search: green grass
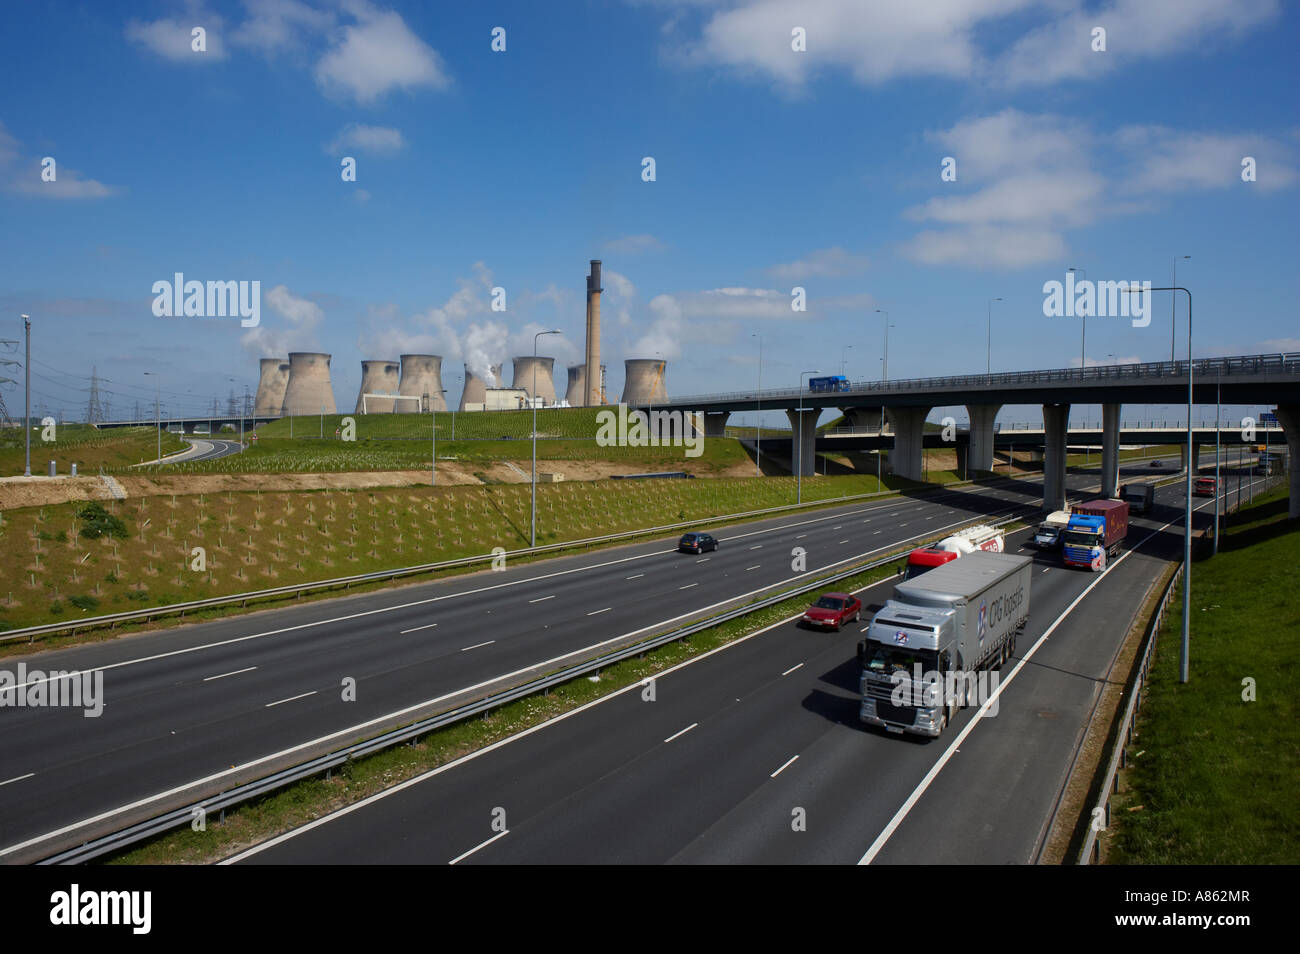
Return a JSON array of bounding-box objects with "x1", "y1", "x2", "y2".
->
[
  {"x1": 0, "y1": 424, "x2": 187, "y2": 475},
  {"x1": 1106, "y1": 484, "x2": 1298, "y2": 864}
]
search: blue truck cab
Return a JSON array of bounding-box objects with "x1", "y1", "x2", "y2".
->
[{"x1": 1061, "y1": 499, "x2": 1129, "y2": 571}]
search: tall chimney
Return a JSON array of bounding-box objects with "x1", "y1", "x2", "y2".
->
[{"x1": 584, "y1": 260, "x2": 603, "y2": 406}]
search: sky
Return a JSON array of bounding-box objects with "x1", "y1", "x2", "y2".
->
[{"x1": 1, "y1": 0, "x2": 1296, "y2": 428}]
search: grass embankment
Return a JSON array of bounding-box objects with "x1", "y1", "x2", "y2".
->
[
  {"x1": 0, "y1": 471, "x2": 939, "y2": 637},
  {"x1": 1106, "y1": 485, "x2": 1298, "y2": 864},
  {"x1": 110, "y1": 554, "x2": 907, "y2": 864},
  {"x1": 0, "y1": 425, "x2": 186, "y2": 475}
]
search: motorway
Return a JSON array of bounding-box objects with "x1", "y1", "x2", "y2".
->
[
  {"x1": 0, "y1": 453, "x2": 1230, "y2": 859},
  {"x1": 227, "y1": 463, "x2": 1260, "y2": 865}
]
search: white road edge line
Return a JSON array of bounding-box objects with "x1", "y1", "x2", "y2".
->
[
  {"x1": 203, "y1": 667, "x2": 257, "y2": 682},
  {"x1": 448, "y1": 829, "x2": 509, "y2": 865}
]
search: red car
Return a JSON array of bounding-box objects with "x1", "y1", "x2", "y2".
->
[{"x1": 802, "y1": 592, "x2": 863, "y2": 631}]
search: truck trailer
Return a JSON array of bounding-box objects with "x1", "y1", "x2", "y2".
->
[
  {"x1": 903, "y1": 524, "x2": 1005, "y2": 580},
  {"x1": 858, "y1": 551, "x2": 1032, "y2": 738},
  {"x1": 1062, "y1": 499, "x2": 1129, "y2": 571}
]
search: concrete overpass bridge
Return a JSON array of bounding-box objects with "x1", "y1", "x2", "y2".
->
[
  {"x1": 645, "y1": 352, "x2": 1300, "y2": 515},
  {"x1": 95, "y1": 416, "x2": 278, "y2": 434}
]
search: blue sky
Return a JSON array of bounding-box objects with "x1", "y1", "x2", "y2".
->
[{"x1": 1, "y1": 0, "x2": 1296, "y2": 426}]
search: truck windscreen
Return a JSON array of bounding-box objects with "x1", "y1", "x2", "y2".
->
[
  {"x1": 1062, "y1": 528, "x2": 1100, "y2": 547},
  {"x1": 864, "y1": 644, "x2": 937, "y2": 675}
]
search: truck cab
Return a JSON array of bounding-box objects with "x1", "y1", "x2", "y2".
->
[
  {"x1": 859, "y1": 603, "x2": 952, "y2": 736},
  {"x1": 1062, "y1": 499, "x2": 1128, "y2": 571}
]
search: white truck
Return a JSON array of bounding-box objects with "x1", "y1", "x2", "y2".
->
[
  {"x1": 1030, "y1": 508, "x2": 1072, "y2": 550},
  {"x1": 858, "y1": 551, "x2": 1032, "y2": 738},
  {"x1": 1121, "y1": 483, "x2": 1155, "y2": 514}
]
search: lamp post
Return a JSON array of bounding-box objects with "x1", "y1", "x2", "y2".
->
[
  {"x1": 1213, "y1": 369, "x2": 1220, "y2": 554},
  {"x1": 21, "y1": 314, "x2": 32, "y2": 476},
  {"x1": 986, "y1": 297, "x2": 1002, "y2": 378},
  {"x1": 143, "y1": 371, "x2": 160, "y2": 464},
  {"x1": 531, "y1": 330, "x2": 561, "y2": 547},
  {"x1": 876, "y1": 309, "x2": 890, "y2": 382},
  {"x1": 1067, "y1": 267, "x2": 1087, "y2": 369},
  {"x1": 752, "y1": 333, "x2": 763, "y2": 477},
  {"x1": 876, "y1": 309, "x2": 893, "y2": 489},
  {"x1": 840, "y1": 344, "x2": 853, "y2": 378},
  {"x1": 431, "y1": 388, "x2": 447, "y2": 486},
  {"x1": 1172, "y1": 255, "x2": 1190, "y2": 361},
  {"x1": 1128, "y1": 284, "x2": 1193, "y2": 683},
  {"x1": 797, "y1": 369, "x2": 821, "y2": 505}
]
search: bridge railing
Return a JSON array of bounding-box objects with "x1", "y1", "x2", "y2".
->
[{"x1": 657, "y1": 352, "x2": 1300, "y2": 407}]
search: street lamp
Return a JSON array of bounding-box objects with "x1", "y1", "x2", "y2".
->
[
  {"x1": 21, "y1": 314, "x2": 32, "y2": 476},
  {"x1": 143, "y1": 371, "x2": 161, "y2": 464},
  {"x1": 1067, "y1": 266, "x2": 1087, "y2": 370},
  {"x1": 752, "y1": 333, "x2": 763, "y2": 477},
  {"x1": 531, "y1": 330, "x2": 562, "y2": 547},
  {"x1": 986, "y1": 297, "x2": 1002, "y2": 378},
  {"x1": 1127, "y1": 284, "x2": 1194, "y2": 683},
  {"x1": 431, "y1": 388, "x2": 447, "y2": 486},
  {"x1": 797, "y1": 369, "x2": 821, "y2": 505},
  {"x1": 875, "y1": 309, "x2": 891, "y2": 382},
  {"x1": 840, "y1": 344, "x2": 853, "y2": 377},
  {"x1": 875, "y1": 309, "x2": 893, "y2": 489},
  {"x1": 1172, "y1": 255, "x2": 1190, "y2": 361}
]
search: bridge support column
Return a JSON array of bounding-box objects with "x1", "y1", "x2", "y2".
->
[
  {"x1": 1272, "y1": 405, "x2": 1300, "y2": 519},
  {"x1": 965, "y1": 403, "x2": 1001, "y2": 474},
  {"x1": 1180, "y1": 441, "x2": 1203, "y2": 474},
  {"x1": 840, "y1": 407, "x2": 882, "y2": 431},
  {"x1": 702, "y1": 411, "x2": 730, "y2": 438},
  {"x1": 885, "y1": 406, "x2": 930, "y2": 482},
  {"x1": 1043, "y1": 403, "x2": 1070, "y2": 512},
  {"x1": 1101, "y1": 403, "x2": 1121, "y2": 498},
  {"x1": 785, "y1": 408, "x2": 820, "y2": 477},
  {"x1": 182, "y1": 421, "x2": 197, "y2": 434}
]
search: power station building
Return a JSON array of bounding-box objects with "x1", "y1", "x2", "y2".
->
[
  {"x1": 280, "y1": 352, "x2": 337, "y2": 416},
  {"x1": 254, "y1": 358, "x2": 290, "y2": 418}
]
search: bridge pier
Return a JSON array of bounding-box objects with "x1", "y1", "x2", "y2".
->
[
  {"x1": 885, "y1": 406, "x2": 930, "y2": 482},
  {"x1": 965, "y1": 403, "x2": 1001, "y2": 474},
  {"x1": 786, "y1": 408, "x2": 821, "y2": 477},
  {"x1": 841, "y1": 406, "x2": 883, "y2": 431},
  {"x1": 1179, "y1": 441, "x2": 1203, "y2": 474},
  {"x1": 182, "y1": 421, "x2": 198, "y2": 434},
  {"x1": 1272, "y1": 405, "x2": 1300, "y2": 519},
  {"x1": 1043, "y1": 403, "x2": 1070, "y2": 512},
  {"x1": 702, "y1": 411, "x2": 730, "y2": 438},
  {"x1": 1101, "y1": 403, "x2": 1121, "y2": 498}
]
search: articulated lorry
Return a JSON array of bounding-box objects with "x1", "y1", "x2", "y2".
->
[
  {"x1": 858, "y1": 551, "x2": 1032, "y2": 738},
  {"x1": 1062, "y1": 499, "x2": 1129, "y2": 571},
  {"x1": 1121, "y1": 482, "x2": 1155, "y2": 514},
  {"x1": 903, "y1": 524, "x2": 1004, "y2": 580}
]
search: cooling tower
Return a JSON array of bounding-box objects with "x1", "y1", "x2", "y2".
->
[
  {"x1": 254, "y1": 358, "x2": 290, "y2": 417},
  {"x1": 459, "y1": 363, "x2": 504, "y2": 411},
  {"x1": 280, "y1": 352, "x2": 337, "y2": 416},
  {"x1": 565, "y1": 364, "x2": 606, "y2": 407},
  {"x1": 621, "y1": 358, "x2": 668, "y2": 406},
  {"x1": 396, "y1": 354, "x2": 448, "y2": 413},
  {"x1": 513, "y1": 356, "x2": 557, "y2": 406},
  {"x1": 354, "y1": 360, "x2": 401, "y2": 414},
  {"x1": 583, "y1": 260, "x2": 603, "y2": 406}
]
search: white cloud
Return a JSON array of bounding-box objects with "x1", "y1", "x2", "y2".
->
[
  {"x1": 903, "y1": 225, "x2": 1068, "y2": 268},
  {"x1": 126, "y1": 5, "x2": 228, "y2": 62},
  {"x1": 314, "y1": 6, "x2": 450, "y2": 103},
  {"x1": 240, "y1": 284, "x2": 324, "y2": 355},
  {"x1": 231, "y1": 0, "x2": 335, "y2": 54},
  {"x1": 768, "y1": 246, "x2": 870, "y2": 279},
  {"x1": 601, "y1": 234, "x2": 666, "y2": 255},
  {"x1": 1117, "y1": 126, "x2": 1297, "y2": 193},
  {"x1": 326, "y1": 123, "x2": 406, "y2": 155},
  {"x1": 0, "y1": 122, "x2": 122, "y2": 200}
]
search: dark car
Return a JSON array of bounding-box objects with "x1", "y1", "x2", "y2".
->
[
  {"x1": 802, "y1": 592, "x2": 863, "y2": 631},
  {"x1": 1150, "y1": 459, "x2": 1163, "y2": 468},
  {"x1": 679, "y1": 532, "x2": 718, "y2": 553}
]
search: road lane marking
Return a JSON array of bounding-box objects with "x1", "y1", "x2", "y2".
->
[
  {"x1": 265, "y1": 691, "x2": 317, "y2": 708},
  {"x1": 770, "y1": 755, "x2": 799, "y2": 778},
  {"x1": 839, "y1": 539, "x2": 849, "y2": 544},
  {"x1": 750, "y1": 545, "x2": 763, "y2": 550},
  {"x1": 679, "y1": 583, "x2": 698, "y2": 590},
  {"x1": 746, "y1": 565, "x2": 761, "y2": 571},
  {"x1": 203, "y1": 667, "x2": 257, "y2": 682},
  {"x1": 448, "y1": 829, "x2": 509, "y2": 865},
  {"x1": 0, "y1": 774, "x2": 35, "y2": 788},
  {"x1": 626, "y1": 573, "x2": 644, "y2": 580},
  {"x1": 528, "y1": 595, "x2": 555, "y2": 603},
  {"x1": 781, "y1": 663, "x2": 804, "y2": 676},
  {"x1": 399, "y1": 623, "x2": 439, "y2": 634},
  {"x1": 664, "y1": 723, "x2": 698, "y2": 743},
  {"x1": 796, "y1": 534, "x2": 807, "y2": 539},
  {"x1": 587, "y1": 608, "x2": 611, "y2": 616},
  {"x1": 460, "y1": 640, "x2": 496, "y2": 652}
]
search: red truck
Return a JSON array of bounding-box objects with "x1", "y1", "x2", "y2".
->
[{"x1": 1062, "y1": 499, "x2": 1129, "y2": 571}]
